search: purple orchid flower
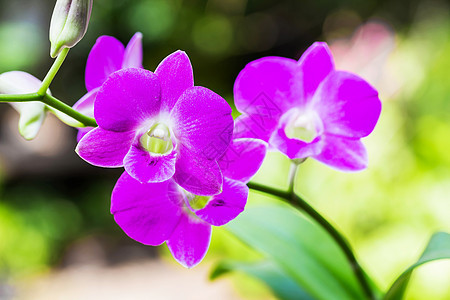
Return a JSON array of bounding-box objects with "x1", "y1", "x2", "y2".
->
[
  {"x1": 234, "y1": 42, "x2": 382, "y2": 171},
  {"x1": 111, "y1": 129, "x2": 267, "y2": 268},
  {"x1": 76, "y1": 50, "x2": 234, "y2": 196},
  {"x1": 73, "y1": 32, "x2": 143, "y2": 141}
]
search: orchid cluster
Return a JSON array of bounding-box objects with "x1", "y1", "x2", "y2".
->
[
  {"x1": 0, "y1": 1, "x2": 399, "y2": 298},
  {"x1": 75, "y1": 35, "x2": 268, "y2": 267},
  {"x1": 0, "y1": 34, "x2": 380, "y2": 267}
]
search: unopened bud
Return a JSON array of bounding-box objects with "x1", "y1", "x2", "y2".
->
[
  {"x1": 49, "y1": 0, "x2": 93, "y2": 58},
  {"x1": 0, "y1": 71, "x2": 47, "y2": 140}
]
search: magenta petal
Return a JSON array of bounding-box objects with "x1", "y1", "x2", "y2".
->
[
  {"x1": 297, "y1": 42, "x2": 335, "y2": 101},
  {"x1": 233, "y1": 114, "x2": 278, "y2": 142},
  {"x1": 313, "y1": 71, "x2": 381, "y2": 138},
  {"x1": 166, "y1": 213, "x2": 211, "y2": 268},
  {"x1": 76, "y1": 127, "x2": 135, "y2": 167},
  {"x1": 269, "y1": 126, "x2": 324, "y2": 160},
  {"x1": 73, "y1": 88, "x2": 99, "y2": 118},
  {"x1": 122, "y1": 32, "x2": 143, "y2": 69},
  {"x1": 173, "y1": 146, "x2": 223, "y2": 196},
  {"x1": 76, "y1": 126, "x2": 94, "y2": 142},
  {"x1": 196, "y1": 178, "x2": 248, "y2": 226},
  {"x1": 171, "y1": 86, "x2": 233, "y2": 159},
  {"x1": 234, "y1": 56, "x2": 300, "y2": 118},
  {"x1": 95, "y1": 68, "x2": 161, "y2": 132},
  {"x1": 124, "y1": 143, "x2": 176, "y2": 183},
  {"x1": 85, "y1": 36, "x2": 124, "y2": 91},
  {"x1": 313, "y1": 135, "x2": 368, "y2": 171},
  {"x1": 111, "y1": 172, "x2": 181, "y2": 246},
  {"x1": 155, "y1": 50, "x2": 194, "y2": 112},
  {"x1": 219, "y1": 138, "x2": 267, "y2": 183},
  {"x1": 73, "y1": 88, "x2": 98, "y2": 142}
]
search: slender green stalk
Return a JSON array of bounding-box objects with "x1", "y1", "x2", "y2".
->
[
  {"x1": 38, "y1": 47, "x2": 70, "y2": 96},
  {"x1": 42, "y1": 94, "x2": 97, "y2": 127},
  {"x1": 247, "y1": 181, "x2": 376, "y2": 300},
  {"x1": 287, "y1": 163, "x2": 297, "y2": 194},
  {"x1": 0, "y1": 93, "x2": 42, "y2": 102},
  {"x1": 0, "y1": 92, "x2": 96, "y2": 127},
  {"x1": 0, "y1": 47, "x2": 96, "y2": 127}
]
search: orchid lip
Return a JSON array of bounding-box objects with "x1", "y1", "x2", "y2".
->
[
  {"x1": 283, "y1": 108, "x2": 323, "y2": 143},
  {"x1": 140, "y1": 122, "x2": 174, "y2": 155}
]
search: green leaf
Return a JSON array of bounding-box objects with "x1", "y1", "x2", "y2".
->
[
  {"x1": 225, "y1": 203, "x2": 368, "y2": 300},
  {"x1": 383, "y1": 232, "x2": 450, "y2": 300},
  {"x1": 211, "y1": 260, "x2": 314, "y2": 300}
]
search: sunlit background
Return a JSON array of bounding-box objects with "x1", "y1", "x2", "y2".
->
[{"x1": 0, "y1": 0, "x2": 449, "y2": 299}]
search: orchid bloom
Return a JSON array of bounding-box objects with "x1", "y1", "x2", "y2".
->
[
  {"x1": 73, "y1": 32, "x2": 143, "y2": 140},
  {"x1": 111, "y1": 128, "x2": 267, "y2": 267},
  {"x1": 234, "y1": 42, "x2": 382, "y2": 171},
  {"x1": 76, "y1": 51, "x2": 234, "y2": 196}
]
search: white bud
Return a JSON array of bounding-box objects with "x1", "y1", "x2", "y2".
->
[{"x1": 49, "y1": 0, "x2": 93, "y2": 58}]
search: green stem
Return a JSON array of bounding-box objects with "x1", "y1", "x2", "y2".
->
[
  {"x1": 247, "y1": 181, "x2": 376, "y2": 300},
  {"x1": 37, "y1": 47, "x2": 69, "y2": 96},
  {"x1": 0, "y1": 48, "x2": 96, "y2": 127},
  {"x1": 0, "y1": 92, "x2": 97, "y2": 127},
  {"x1": 42, "y1": 94, "x2": 97, "y2": 127},
  {"x1": 287, "y1": 163, "x2": 297, "y2": 194},
  {"x1": 0, "y1": 93, "x2": 43, "y2": 102}
]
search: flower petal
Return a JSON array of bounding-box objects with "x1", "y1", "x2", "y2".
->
[
  {"x1": 312, "y1": 135, "x2": 368, "y2": 171},
  {"x1": 313, "y1": 71, "x2": 381, "y2": 138},
  {"x1": 166, "y1": 213, "x2": 211, "y2": 268},
  {"x1": 16, "y1": 103, "x2": 46, "y2": 140},
  {"x1": 76, "y1": 126, "x2": 93, "y2": 142},
  {"x1": 234, "y1": 56, "x2": 300, "y2": 119},
  {"x1": 269, "y1": 126, "x2": 323, "y2": 160},
  {"x1": 171, "y1": 86, "x2": 233, "y2": 160},
  {"x1": 123, "y1": 143, "x2": 177, "y2": 183},
  {"x1": 122, "y1": 32, "x2": 143, "y2": 69},
  {"x1": 219, "y1": 138, "x2": 267, "y2": 183},
  {"x1": 297, "y1": 42, "x2": 335, "y2": 101},
  {"x1": 73, "y1": 88, "x2": 98, "y2": 140},
  {"x1": 232, "y1": 114, "x2": 278, "y2": 142},
  {"x1": 0, "y1": 71, "x2": 42, "y2": 94},
  {"x1": 196, "y1": 178, "x2": 248, "y2": 226},
  {"x1": 155, "y1": 50, "x2": 194, "y2": 112},
  {"x1": 95, "y1": 68, "x2": 161, "y2": 132},
  {"x1": 85, "y1": 35, "x2": 125, "y2": 91},
  {"x1": 76, "y1": 127, "x2": 135, "y2": 167},
  {"x1": 173, "y1": 146, "x2": 223, "y2": 196},
  {"x1": 111, "y1": 172, "x2": 181, "y2": 246},
  {"x1": 0, "y1": 71, "x2": 47, "y2": 140},
  {"x1": 73, "y1": 88, "x2": 99, "y2": 118}
]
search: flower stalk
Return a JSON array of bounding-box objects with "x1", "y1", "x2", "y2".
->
[
  {"x1": 247, "y1": 178, "x2": 376, "y2": 300},
  {"x1": 0, "y1": 92, "x2": 97, "y2": 127},
  {"x1": 38, "y1": 48, "x2": 70, "y2": 96}
]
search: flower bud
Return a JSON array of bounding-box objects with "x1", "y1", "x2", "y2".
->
[
  {"x1": 49, "y1": 0, "x2": 93, "y2": 58},
  {"x1": 0, "y1": 71, "x2": 47, "y2": 140}
]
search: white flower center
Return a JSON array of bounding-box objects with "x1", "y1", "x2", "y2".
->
[
  {"x1": 284, "y1": 109, "x2": 322, "y2": 143},
  {"x1": 140, "y1": 123, "x2": 173, "y2": 154}
]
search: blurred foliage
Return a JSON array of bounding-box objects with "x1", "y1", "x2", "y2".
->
[
  {"x1": 217, "y1": 202, "x2": 368, "y2": 299},
  {"x1": 0, "y1": 0, "x2": 449, "y2": 299},
  {"x1": 0, "y1": 176, "x2": 117, "y2": 279}
]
